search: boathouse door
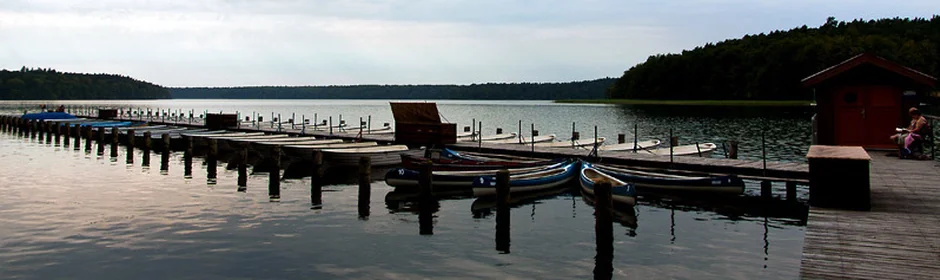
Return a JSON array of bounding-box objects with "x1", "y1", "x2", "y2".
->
[{"x1": 833, "y1": 86, "x2": 901, "y2": 148}]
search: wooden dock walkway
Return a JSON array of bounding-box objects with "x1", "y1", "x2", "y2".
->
[{"x1": 800, "y1": 154, "x2": 940, "y2": 279}]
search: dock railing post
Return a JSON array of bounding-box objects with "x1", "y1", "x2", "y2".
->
[
  {"x1": 633, "y1": 123, "x2": 639, "y2": 153},
  {"x1": 478, "y1": 121, "x2": 483, "y2": 151},
  {"x1": 531, "y1": 123, "x2": 535, "y2": 152},
  {"x1": 669, "y1": 129, "x2": 674, "y2": 163},
  {"x1": 496, "y1": 169, "x2": 511, "y2": 253},
  {"x1": 518, "y1": 120, "x2": 522, "y2": 144},
  {"x1": 471, "y1": 118, "x2": 476, "y2": 141},
  {"x1": 761, "y1": 130, "x2": 767, "y2": 174},
  {"x1": 358, "y1": 156, "x2": 372, "y2": 219},
  {"x1": 368, "y1": 115, "x2": 372, "y2": 134},
  {"x1": 329, "y1": 116, "x2": 333, "y2": 135}
]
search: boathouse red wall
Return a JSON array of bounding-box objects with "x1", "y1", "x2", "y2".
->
[{"x1": 803, "y1": 54, "x2": 936, "y2": 149}]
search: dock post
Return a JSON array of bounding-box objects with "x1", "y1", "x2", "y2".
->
[
  {"x1": 160, "y1": 133, "x2": 170, "y2": 172},
  {"x1": 268, "y1": 146, "x2": 281, "y2": 199},
  {"x1": 358, "y1": 156, "x2": 371, "y2": 219},
  {"x1": 54, "y1": 122, "x2": 61, "y2": 145},
  {"x1": 30, "y1": 120, "x2": 37, "y2": 139},
  {"x1": 518, "y1": 120, "x2": 522, "y2": 144},
  {"x1": 237, "y1": 147, "x2": 248, "y2": 191},
  {"x1": 594, "y1": 181, "x2": 614, "y2": 279},
  {"x1": 761, "y1": 181, "x2": 772, "y2": 200},
  {"x1": 496, "y1": 169, "x2": 511, "y2": 253},
  {"x1": 184, "y1": 136, "x2": 194, "y2": 178},
  {"x1": 329, "y1": 116, "x2": 333, "y2": 135},
  {"x1": 310, "y1": 150, "x2": 323, "y2": 207},
  {"x1": 64, "y1": 123, "x2": 72, "y2": 148},
  {"x1": 367, "y1": 115, "x2": 371, "y2": 133},
  {"x1": 478, "y1": 121, "x2": 483, "y2": 151},
  {"x1": 44, "y1": 122, "x2": 51, "y2": 144},
  {"x1": 127, "y1": 130, "x2": 135, "y2": 149},
  {"x1": 695, "y1": 142, "x2": 702, "y2": 157},
  {"x1": 669, "y1": 129, "x2": 674, "y2": 163},
  {"x1": 110, "y1": 127, "x2": 119, "y2": 158},
  {"x1": 786, "y1": 182, "x2": 797, "y2": 202},
  {"x1": 206, "y1": 138, "x2": 217, "y2": 183},
  {"x1": 728, "y1": 140, "x2": 739, "y2": 159},
  {"x1": 761, "y1": 131, "x2": 767, "y2": 174},
  {"x1": 531, "y1": 123, "x2": 536, "y2": 152},
  {"x1": 419, "y1": 162, "x2": 434, "y2": 235},
  {"x1": 142, "y1": 132, "x2": 152, "y2": 166},
  {"x1": 84, "y1": 126, "x2": 92, "y2": 152}
]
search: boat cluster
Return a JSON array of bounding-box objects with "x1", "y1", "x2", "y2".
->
[
  {"x1": 385, "y1": 149, "x2": 745, "y2": 206},
  {"x1": 455, "y1": 132, "x2": 718, "y2": 157}
]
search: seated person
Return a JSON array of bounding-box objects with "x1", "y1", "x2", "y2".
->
[{"x1": 890, "y1": 107, "x2": 931, "y2": 157}]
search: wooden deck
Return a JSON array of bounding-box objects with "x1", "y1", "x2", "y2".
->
[{"x1": 800, "y1": 154, "x2": 940, "y2": 279}]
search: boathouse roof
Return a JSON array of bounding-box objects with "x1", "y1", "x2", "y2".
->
[{"x1": 801, "y1": 53, "x2": 937, "y2": 87}]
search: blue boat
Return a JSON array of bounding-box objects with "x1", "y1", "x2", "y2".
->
[
  {"x1": 21, "y1": 112, "x2": 77, "y2": 120},
  {"x1": 579, "y1": 161, "x2": 637, "y2": 206},
  {"x1": 385, "y1": 159, "x2": 569, "y2": 188},
  {"x1": 471, "y1": 160, "x2": 579, "y2": 197},
  {"x1": 592, "y1": 163, "x2": 744, "y2": 195},
  {"x1": 85, "y1": 121, "x2": 135, "y2": 128}
]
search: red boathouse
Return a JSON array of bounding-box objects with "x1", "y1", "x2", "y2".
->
[{"x1": 803, "y1": 53, "x2": 937, "y2": 149}]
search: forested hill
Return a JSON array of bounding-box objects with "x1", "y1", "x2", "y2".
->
[
  {"x1": 171, "y1": 78, "x2": 615, "y2": 100},
  {"x1": 608, "y1": 16, "x2": 940, "y2": 100},
  {"x1": 0, "y1": 68, "x2": 170, "y2": 100}
]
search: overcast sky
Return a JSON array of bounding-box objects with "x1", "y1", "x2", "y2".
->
[{"x1": 0, "y1": 0, "x2": 936, "y2": 87}]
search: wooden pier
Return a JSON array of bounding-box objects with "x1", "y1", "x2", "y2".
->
[{"x1": 800, "y1": 155, "x2": 940, "y2": 279}]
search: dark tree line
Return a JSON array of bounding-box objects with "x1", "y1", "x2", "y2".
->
[
  {"x1": 171, "y1": 78, "x2": 615, "y2": 100},
  {"x1": 608, "y1": 16, "x2": 940, "y2": 100},
  {"x1": 0, "y1": 67, "x2": 170, "y2": 100}
]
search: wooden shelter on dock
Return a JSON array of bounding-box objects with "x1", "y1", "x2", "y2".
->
[
  {"x1": 803, "y1": 53, "x2": 937, "y2": 149},
  {"x1": 389, "y1": 102, "x2": 456, "y2": 147}
]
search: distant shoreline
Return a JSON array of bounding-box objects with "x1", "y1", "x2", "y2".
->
[{"x1": 554, "y1": 99, "x2": 814, "y2": 107}]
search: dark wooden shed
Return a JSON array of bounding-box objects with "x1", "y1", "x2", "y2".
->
[{"x1": 802, "y1": 53, "x2": 936, "y2": 149}]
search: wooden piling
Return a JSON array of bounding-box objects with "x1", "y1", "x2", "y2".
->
[
  {"x1": 419, "y1": 161, "x2": 434, "y2": 235},
  {"x1": 786, "y1": 181, "x2": 797, "y2": 202},
  {"x1": 184, "y1": 136, "x2": 194, "y2": 178},
  {"x1": 728, "y1": 140, "x2": 739, "y2": 159},
  {"x1": 237, "y1": 148, "x2": 248, "y2": 190},
  {"x1": 54, "y1": 122, "x2": 61, "y2": 145},
  {"x1": 761, "y1": 181, "x2": 772, "y2": 199},
  {"x1": 496, "y1": 169, "x2": 511, "y2": 253},
  {"x1": 63, "y1": 122, "x2": 70, "y2": 147},
  {"x1": 110, "y1": 127, "x2": 119, "y2": 158},
  {"x1": 142, "y1": 132, "x2": 151, "y2": 166},
  {"x1": 358, "y1": 156, "x2": 372, "y2": 219},
  {"x1": 84, "y1": 127, "x2": 92, "y2": 151},
  {"x1": 44, "y1": 122, "x2": 52, "y2": 143},
  {"x1": 127, "y1": 129, "x2": 135, "y2": 149},
  {"x1": 162, "y1": 133, "x2": 171, "y2": 154},
  {"x1": 207, "y1": 138, "x2": 217, "y2": 182},
  {"x1": 96, "y1": 127, "x2": 106, "y2": 155},
  {"x1": 419, "y1": 162, "x2": 433, "y2": 202},
  {"x1": 29, "y1": 120, "x2": 36, "y2": 139},
  {"x1": 594, "y1": 181, "x2": 614, "y2": 279},
  {"x1": 310, "y1": 150, "x2": 323, "y2": 206},
  {"x1": 160, "y1": 133, "x2": 169, "y2": 172},
  {"x1": 268, "y1": 146, "x2": 282, "y2": 199}
]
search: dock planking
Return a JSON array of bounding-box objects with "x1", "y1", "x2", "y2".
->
[{"x1": 799, "y1": 154, "x2": 940, "y2": 280}]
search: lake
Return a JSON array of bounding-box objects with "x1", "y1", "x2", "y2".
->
[{"x1": 0, "y1": 100, "x2": 810, "y2": 279}]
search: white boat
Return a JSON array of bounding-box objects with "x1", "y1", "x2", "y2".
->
[
  {"x1": 321, "y1": 145, "x2": 411, "y2": 166},
  {"x1": 534, "y1": 137, "x2": 606, "y2": 149},
  {"x1": 459, "y1": 133, "x2": 517, "y2": 142},
  {"x1": 284, "y1": 142, "x2": 379, "y2": 150},
  {"x1": 598, "y1": 139, "x2": 662, "y2": 151},
  {"x1": 340, "y1": 129, "x2": 395, "y2": 135},
  {"x1": 645, "y1": 143, "x2": 717, "y2": 157},
  {"x1": 486, "y1": 134, "x2": 556, "y2": 144},
  {"x1": 199, "y1": 132, "x2": 266, "y2": 138},
  {"x1": 342, "y1": 125, "x2": 392, "y2": 132},
  {"x1": 456, "y1": 132, "x2": 476, "y2": 138},
  {"x1": 234, "y1": 136, "x2": 320, "y2": 143},
  {"x1": 253, "y1": 139, "x2": 343, "y2": 146},
  {"x1": 222, "y1": 134, "x2": 290, "y2": 141}
]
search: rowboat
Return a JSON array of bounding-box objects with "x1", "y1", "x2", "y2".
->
[
  {"x1": 400, "y1": 154, "x2": 558, "y2": 171},
  {"x1": 340, "y1": 129, "x2": 395, "y2": 135},
  {"x1": 201, "y1": 132, "x2": 266, "y2": 139},
  {"x1": 534, "y1": 137, "x2": 606, "y2": 149},
  {"x1": 597, "y1": 139, "x2": 662, "y2": 151},
  {"x1": 227, "y1": 135, "x2": 312, "y2": 142},
  {"x1": 85, "y1": 121, "x2": 135, "y2": 128},
  {"x1": 342, "y1": 125, "x2": 392, "y2": 132},
  {"x1": 21, "y1": 112, "x2": 77, "y2": 120},
  {"x1": 459, "y1": 133, "x2": 517, "y2": 142},
  {"x1": 579, "y1": 161, "x2": 637, "y2": 206},
  {"x1": 485, "y1": 134, "x2": 556, "y2": 144},
  {"x1": 252, "y1": 139, "x2": 343, "y2": 146},
  {"x1": 645, "y1": 143, "x2": 718, "y2": 157},
  {"x1": 321, "y1": 145, "x2": 411, "y2": 166},
  {"x1": 471, "y1": 160, "x2": 579, "y2": 196},
  {"x1": 284, "y1": 142, "x2": 379, "y2": 150},
  {"x1": 385, "y1": 159, "x2": 569, "y2": 188},
  {"x1": 592, "y1": 163, "x2": 744, "y2": 194}
]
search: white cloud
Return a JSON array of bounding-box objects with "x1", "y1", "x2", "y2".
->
[{"x1": 0, "y1": 0, "x2": 937, "y2": 86}]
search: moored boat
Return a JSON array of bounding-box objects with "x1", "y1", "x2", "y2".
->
[
  {"x1": 321, "y1": 145, "x2": 411, "y2": 166},
  {"x1": 592, "y1": 163, "x2": 744, "y2": 194},
  {"x1": 533, "y1": 137, "x2": 606, "y2": 149},
  {"x1": 579, "y1": 162, "x2": 637, "y2": 206},
  {"x1": 284, "y1": 142, "x2": 380, "y2": 150},
  {"x1": 485, "y1": 134, "x2": 557, "y2": 145},
  {"x1": 470, "y1": 160, "x2": 579, "y2": 196},
  {"x1": 459, "y1": 133, "x2": 517, "y2": 142},
  {"x1": 598, "y1": 139, "x2": 662, "y2": 151},
  {"x1": 385, "y1": 159, "x2": 570, "y2": 188},
  {"x1": 645, "y1": 143, "x2": 718, "y2": 157}
]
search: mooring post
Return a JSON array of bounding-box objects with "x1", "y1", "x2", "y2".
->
[
  {"x1": 184, "y1": 136, "x2": 194, "y2": 178},
  {"x1": 669, "y1": 129, "x2": 674, "y2": 163},
  {"x1": 43, "y1": 122, "x2": 51, "y2": 143},
  {"x1": 30, "y1": 120, "x2": 37, "y2": 139},
  {"x1": 729, "y1": 140, "x2": 739, "y2": 159},
  {"x1": 127, "y1": 129, "x2": 135, "y2": 149},
  {"x1": 594, "y1": 181, "x2": 614, "y2": 279},
  {"x1": 358, "y1": 156, "x2": 372, "y2": 219},
  {"x1": 268, "y1": 146, "x2": 282, "y2": 199},
  {"x1": 786, "y1": 182, "x2": 797, "y2": 202},
  {"x1": 419, "y1": 162, "x2": 433, "y2": 202},
  {"x1": 207, "y1": 138, "x2": 217, "y2": 183},
  {"x1": 517, "y1": 120, "x2": 522, "y2": 144},
  {"x1": 761, "y1": 181, "x2": 772, "y2": 200},
  {"x1": 329, "y1": 116, "x2": 333, "y2": 135},
  {"x1": 531, "y1": 123, "x2": 536, "y2": 152},
  {"x1": 110, "y1": 127, "x2": 119, "y2": 158},
  {"x1": 159, "y1": 133, "x2": 170, "y2": 172},
  {"x1": 367, "y1": 115, "x2": 371, "y2": 133},
  {"x1": 695, "y1": 142, "x2": 702, "y2": 157},
  {"x1": 633, "y1": 123, "x2": 639, "y2": 153},
  {"x1": 237, "y1": 147, "x2": 248, "y2": 191},
  {"x1": 761, "y1": 130, "x2": 767, "y2": 174},
  {"x1": 84, "y1": 126, "x2": 92, "y2": 152},
  {"x1": 310, "y1": 150, "x2": 323, "y2": 206},
  {"x1": 496, "y1": 169, "x2": 511, "y2": 253},
  {"x1": 478, "y1": 121, "x2": 483, "y2": 151}
]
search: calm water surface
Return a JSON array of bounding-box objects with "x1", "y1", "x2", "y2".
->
[
  {"x1": 1, "y1": 100, "x2": 813, "y2": 162},
  {"x1": 0, "y1": 110, "x2": 807, "y2": 279}
]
